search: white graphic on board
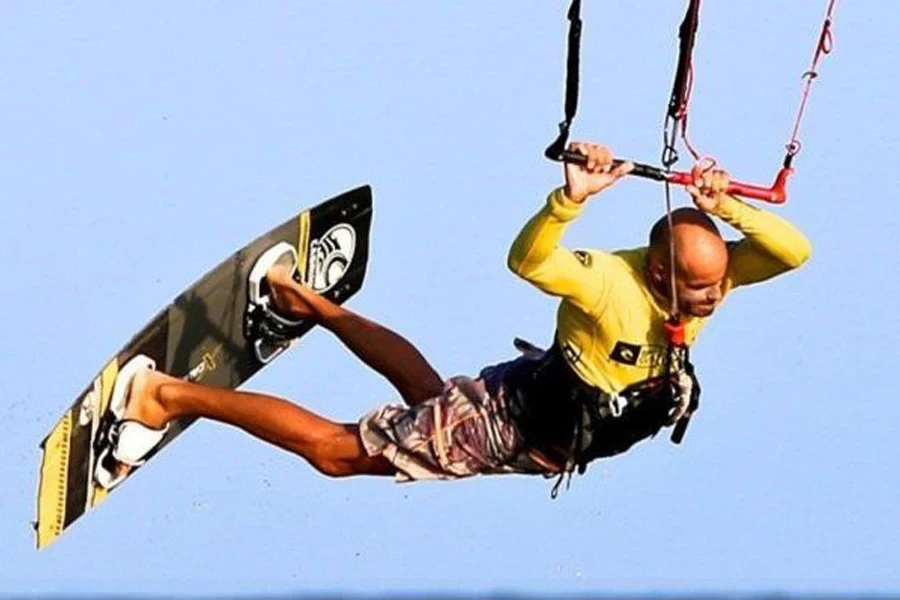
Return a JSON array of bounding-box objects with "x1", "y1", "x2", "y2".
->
[{"x1": 307, "y1": 224, "x2": 356, "y2": 292}]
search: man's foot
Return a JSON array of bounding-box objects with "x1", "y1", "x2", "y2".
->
[
  {"x1": 266, "y1": 264, "x2": 321, "y2": 321},
  {"x1": 121, "y1": 368, "x2": 173, "y2": 430},
  {"x1": 100, "y1": 367, "x2": 174, "y2": 488}
]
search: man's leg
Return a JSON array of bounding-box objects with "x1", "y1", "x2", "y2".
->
[
  {"x1": 268, "y1": 268, "x2": 444, "y2": 406},
  {"x1": 125, "y1": 369, "x2": 396, "y2": 477}
]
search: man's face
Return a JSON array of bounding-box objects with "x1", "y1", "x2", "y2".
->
[
  {"x1": 675, "y1": 260, "x2": 727, "y2": 318},
  {"x1": 646, "y1": 212, "x2": 730, "y2": 319}
]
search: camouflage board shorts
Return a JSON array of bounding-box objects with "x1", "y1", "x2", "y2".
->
[{"x1": 358, "y1": 358, "x2": 563, "y2": 482}]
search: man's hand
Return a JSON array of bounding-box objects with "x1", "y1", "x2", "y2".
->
[
  {"x1": 686, "y1": 162, "x2": 730, "y2": 212},
  {"x1": 564, "y1": 142, "x2": 634, "y2": 204}
]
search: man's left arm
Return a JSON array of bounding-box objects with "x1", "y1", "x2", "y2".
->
[{"x1": 711, "y1": 196, "x2": 812, "y2": 288}]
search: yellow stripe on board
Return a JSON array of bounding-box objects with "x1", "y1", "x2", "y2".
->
[
  {"x1": 36, "y1": 412, "x2": 73, "y2": 549},
  {"x1": 89, "y1": 360, "x2": 121, "y2": 509},
  {"x1": 297, "y1": 211, "x2": 311, "y2": 285}
]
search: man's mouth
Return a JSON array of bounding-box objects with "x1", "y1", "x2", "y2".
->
[{"x1": 693, "y1": 303, "x2": 716, "y2": 315}]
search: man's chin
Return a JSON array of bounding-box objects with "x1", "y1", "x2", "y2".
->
[{"x1": 690, "y1": 305, "x2": 717, "y2": 318}]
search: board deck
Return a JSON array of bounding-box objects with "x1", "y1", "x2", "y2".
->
[{"x1": 36, "y1": 185, "x2": 373, "y2": 549}]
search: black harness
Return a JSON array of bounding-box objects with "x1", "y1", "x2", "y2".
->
[{"x1": 506, "y1": 341, "x2": 700, "y2": 494}]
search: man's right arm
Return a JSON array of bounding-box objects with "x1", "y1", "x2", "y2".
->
[
  {"x1": 507, "y1": 187, "x2": 609, "y2": 313},
  {"x1": 507, "y1": 142, "x2": 632, "y2": 312}
]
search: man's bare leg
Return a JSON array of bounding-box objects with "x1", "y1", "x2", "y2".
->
[
  {"x1": 267, "y1": 266, "x2": 444, "y2": 406},
  {"x1": 123, "y1": 369, "x2": 395, "y2": 478}
]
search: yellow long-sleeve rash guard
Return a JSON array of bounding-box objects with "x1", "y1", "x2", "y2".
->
[{"x1": 508, "y1": 187, "x2": 812, "y2": 394}]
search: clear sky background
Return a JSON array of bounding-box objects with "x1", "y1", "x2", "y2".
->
[{"x1": 2, "y1": 1, "x2": 898, "y2": 597}]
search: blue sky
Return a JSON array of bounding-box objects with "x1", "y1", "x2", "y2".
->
[{"x1": 2, "y1": 1, "x2": 898, "y2": 596}]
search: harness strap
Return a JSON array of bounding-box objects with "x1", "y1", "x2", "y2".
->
[
  {"x1": 669, "y1": 343, "x2": 701, "y2": 444},
  {"x1": 509, "y1": 340, "x2": 700, "y2": 496}
]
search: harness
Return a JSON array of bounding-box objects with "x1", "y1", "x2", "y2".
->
[{"x1": 507, "y1": 339, "x2": 700, "y2": 497}]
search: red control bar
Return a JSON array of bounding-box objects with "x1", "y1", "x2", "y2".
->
[{"x1": 561, "y1": 150, "x2": 793, "y2": 204}]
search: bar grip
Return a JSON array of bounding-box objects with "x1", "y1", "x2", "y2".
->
[
  {"x1": 560, "y1": 151, "x2": 668, "y2": 181},
  {"x1": 668, "y1": 166, "x2": 792, "y2": 204}
]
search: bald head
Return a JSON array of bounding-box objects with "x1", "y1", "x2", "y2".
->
[{"x1": 647, "y1": 208, "x2": 729, "y2": 317}]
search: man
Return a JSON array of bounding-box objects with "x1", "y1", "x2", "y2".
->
[{"x1": 109, "y1": 142, "x2": 811, "y2": 487}]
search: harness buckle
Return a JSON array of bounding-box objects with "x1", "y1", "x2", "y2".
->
[{"x1": 608, "y1": 394, "x2": 628, "y2": 418}]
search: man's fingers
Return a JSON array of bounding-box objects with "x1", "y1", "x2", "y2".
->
[
  {"x1": 595, "y1": 146, "x2": 613, "y2": 169},
  {"x1": 712, "y1": 170, "x2": 730, "y2": 193},
  {"x1": 585, "y1": 143, "x2": 612, "y2": 165},
  {"x1": 568, "y1": 142, "x2": 615, "y2": 173},
  {"x1": 588, "y1": 149, "x2": 611, "y2": 173},
  {"x1": 690, "y1": 164, "x2": 704, "y2": 187},
  {"x1": 567, "y1": 142, "x2": 587, "y2": 166},
  {"x1": 690, "y1": 162, "x2": 731, "y2": 195}
]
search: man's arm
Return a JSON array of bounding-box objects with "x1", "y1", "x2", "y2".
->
[
  {"x1": 711, "y1": 197, "x2": 813, "y2": 288},
  {"x1": 507, "y1": 143, "x2": 633, "y2": 313},
  {"x1": 507, "y1": 187, "x2": 609, "y2": 312}
]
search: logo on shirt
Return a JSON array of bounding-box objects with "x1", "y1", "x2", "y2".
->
[
  {"x1": 610, "y1": 342, "x2": 668, "y2": 368},
  {"x1": 572, "y1": 250, "x2": 592, "y2": 268},
  {"x1": 610, "y1": 341, "x2": 641, "y2": 366},
  {"x1": 561, "y1": 342, "x2": 585, "y2": 366}
]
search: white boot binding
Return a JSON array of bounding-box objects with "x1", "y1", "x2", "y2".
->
[
  {"x1": 245, "y1": 242, "x2": 307, "y2": 362},
  {"x1": 93, "y1": 355, "x2": 168, "y2": 490}
]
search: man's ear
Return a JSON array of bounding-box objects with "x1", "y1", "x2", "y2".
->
[{"x1": 648, "y1": 255, "x2": 667, "y2": 286}]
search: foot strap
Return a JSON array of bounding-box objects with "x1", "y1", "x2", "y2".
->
[
  {"x1": 111, "y1": 420, "x2": 170, "y2": 466},
  {"x1": 245, "y1": 241, "x2": 307, "y2": 362}
]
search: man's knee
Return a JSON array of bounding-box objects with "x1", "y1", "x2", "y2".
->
[
  {"x1": 310, "y1": 457, "x2": 357, "y2": 478},
  {"x1": 309, "y1": 453, "x2": 394, "y2": 478},
  {"x1": 303, "y1": 425, "x2": 393, "y2": 478}
]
